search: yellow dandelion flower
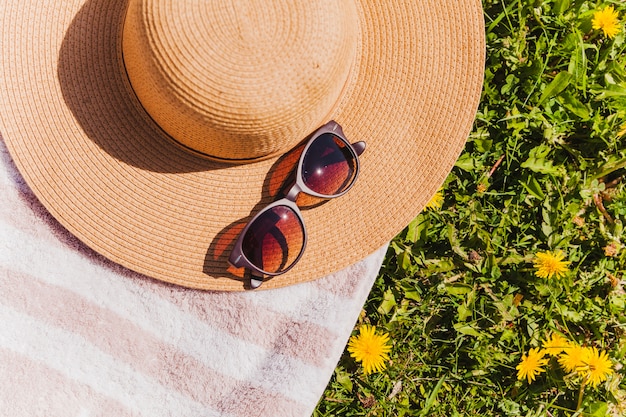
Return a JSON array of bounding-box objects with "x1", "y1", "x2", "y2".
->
[
  {"x1": 558, "y1": 342, "x2": 589, "y2": 374},
  {"x1": 533, "y1": 250, "x2": 570, "y2": 279},
  {"x1": 347, "y1": 325, "x2": 391, "y2": 375},
  {"x1": 618, "y1": 121, "x2": 626, "y2": 138},
  {"x1": 542, "y1": 333, "x2": 570, "y2": 357},
  {"x1": 592, "y1": 5, "x2": 621, "y2": 39},
  {"x1": 425, "y1": 189, "x2": 444, "y2": 210},
  {"x1": 516, "y1": 348, "x2": 549, "y2": 383},
  {"x1": 582, "y1": 347, "x2": 614, "y2": 387}
]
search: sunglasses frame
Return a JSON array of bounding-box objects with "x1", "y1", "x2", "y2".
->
[{"x1": 228, "y1": 120, "x2": 365, "y2": 287}]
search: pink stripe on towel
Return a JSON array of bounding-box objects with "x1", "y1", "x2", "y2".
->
[
  {"x1": 151, "y1": 287, "x2": 337, "y2": 367},
  {"x1": 0, "y1": 348, "x2": 138, "y2": 417}
]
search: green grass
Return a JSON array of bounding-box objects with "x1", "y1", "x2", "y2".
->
[{"x1": 315, "y1": 1, "x2": 626, "y2": 415}]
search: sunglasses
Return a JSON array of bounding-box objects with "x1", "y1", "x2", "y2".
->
[{"x1": 228, "y1": 120, "x2": 365, "y2": 288}]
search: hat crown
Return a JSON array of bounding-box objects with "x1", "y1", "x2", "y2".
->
[{"x1": 122, "y1": 0, "x2": 358, "y2": 162}]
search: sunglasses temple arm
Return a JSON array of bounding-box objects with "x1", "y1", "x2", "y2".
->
[{"x1": 352, "y1": 141, "x2": 366, "y2": 156}]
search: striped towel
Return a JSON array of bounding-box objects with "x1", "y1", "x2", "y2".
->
[{"x1": 0, "y1": 136, "x2": 387, "y2": 417}]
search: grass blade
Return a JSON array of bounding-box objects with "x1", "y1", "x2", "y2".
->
[{"x1": 418, "y1": 376, "x2": 445, "y2": 416}]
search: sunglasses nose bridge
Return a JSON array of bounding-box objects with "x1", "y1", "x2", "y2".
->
[{"x1": 284, "y1": 182, "x2": 303, "y2": 202}]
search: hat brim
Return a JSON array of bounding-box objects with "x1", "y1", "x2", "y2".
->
[{"x1": 0, "y1": 0, "x2": 485, "y2": 290}]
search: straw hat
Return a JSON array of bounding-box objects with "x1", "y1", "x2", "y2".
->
[{"x1": 0, "y1": 0, "x2": 485, "y2": 290}]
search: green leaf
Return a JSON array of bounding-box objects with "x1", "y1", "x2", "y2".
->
[
  {"x1": 592, "y1": 156, "x2": 626, "y2": 180},
  {"x1": 520, "y1": 175, "x2": 546, "y2": 199},
  {"x1": 586, "y1": 402, "x2": 608, "y2": 417},
  {"x1": 406, "y1": 217, "x2": 419, "y2": 243},
  {"x1": 423, "y1": 258, "x2": 457, "y2": 274},
  {"x1": 334, "y1": 368, "x2": 353, "y2": 392},
  {"x1": 453, "y1": 323, "x2": 483, "y2": 338},
  {"x1": 552, "y1": 0, "x2": 571, "y2": 14},
  {"x1": 455, "y1": 153, "x2": 482, "y2": 172},
  {"x1": 398, "y1": 250, "x2": 413, "y2": 272},
  {"x1": 445, "y1": 283, "x2": 473, "y2": 296},
  {"x1": 457, "y1": 304, "x2": 472, "y2": 322},
  {"x1": 559, "y1": 91, "x2": 590, "y2": 120},
  {"x1": 498, "y1": 399, "x2": 521, "y2": 416},
  {"x1": 538, "y1": 71, "x2": 572, "y2": 105},
  {"x1": 494, "y1": 296, "x2": 519, "y2": 321},
  {"x1": 595, "y1": 83, "x2": 626, "y2": 99},
  {"x1": 406, "y1": 214, "x2": 429, "y2": 244},
  {"x1": 378, "y1": 289, "x2": 397, "y2": 315},
  {"x1": 447, "y1": 224, "x2": 468, "y2": 259},
  {"x1": 403, "y1": 287, "x2": 421, "y2": 302},
  {"x1": 474, "y1": 138, "x2": 493, "y2": 153},
  {"x1": 558, "y1": 305, "x2": 584, "y2": 322},
  {"x1": 567, "y1": 30, "x2": 587, "y2": 91},
  {"x1": 521, "y1": 157, "x2": 560, "y2": 175}
]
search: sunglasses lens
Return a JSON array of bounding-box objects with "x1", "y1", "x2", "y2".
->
[
  {"x1": 242, "y1": 205, "x2": 305, "y2": 274},
  {"x1": 302, "y1": 133, "x2": 358, "y2": 196}
]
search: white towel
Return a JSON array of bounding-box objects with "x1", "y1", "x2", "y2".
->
[{"x1": 0, "y1": 136, "x2": 386, "y2": 417}]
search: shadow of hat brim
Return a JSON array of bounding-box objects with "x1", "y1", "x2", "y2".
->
[{"x1": 58, "y1": 0, "x2": 219, "y2": 174}]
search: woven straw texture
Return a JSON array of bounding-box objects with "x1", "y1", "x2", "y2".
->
[{"x1": 0, "y1": 0, "x2": 485, "y2": 291}]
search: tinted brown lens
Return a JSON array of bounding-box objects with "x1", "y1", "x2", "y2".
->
[
  {"x1": 242, "y1": 205, "x2": 305, "y2": 274},
  {"x1": 302, "y1": 133, "x2": 357, "y2": 196}
]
